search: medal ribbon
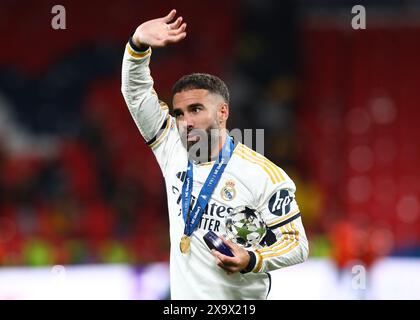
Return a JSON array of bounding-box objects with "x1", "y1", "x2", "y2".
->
[{"x1": 181, "y1": 136, "x2": 234, "y2": 237}]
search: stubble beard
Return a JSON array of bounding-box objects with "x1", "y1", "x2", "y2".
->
[{"x1": 183, "y1": 124, "x2": 221, "y2": 163}]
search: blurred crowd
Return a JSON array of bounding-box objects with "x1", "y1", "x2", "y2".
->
[{"x1": 1, "y1": 0, "x2": 419, "y2": 268}]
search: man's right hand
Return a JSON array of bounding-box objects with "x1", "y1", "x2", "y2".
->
[{"x1": 132, "y1": 9, "x2": 187, "y2": 48}]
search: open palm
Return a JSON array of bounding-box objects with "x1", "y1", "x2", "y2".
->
[{"x1": 133, "y1": 9, "x2": 187, "y2": 48}]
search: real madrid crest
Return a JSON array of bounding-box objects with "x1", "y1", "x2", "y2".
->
[{"x1": 221, "y1": 180, "x2": 236, "y2": 201}]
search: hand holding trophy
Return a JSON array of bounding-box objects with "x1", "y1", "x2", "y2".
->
[{"x1": 203, "y1": 205, "x2": 267, "y2": 255}]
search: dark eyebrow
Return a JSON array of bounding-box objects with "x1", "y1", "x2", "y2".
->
[
  {"x1": 172, "y1": 103, "x2": 204, "y2": 115},
  {"x1": 186, "y1": 103, "x2": 204, "y2": 110}
]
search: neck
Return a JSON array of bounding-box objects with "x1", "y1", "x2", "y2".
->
[
  {"x1": 188, "y1": 129, "x2": 229, "y2": 164},
  {"x1": 209, "y1": 130, "x2": 228, "y2": 162}
]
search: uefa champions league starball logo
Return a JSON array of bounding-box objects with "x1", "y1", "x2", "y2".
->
[{"x1": 225, "y1": 206, "x2": 267, "y2": 248}]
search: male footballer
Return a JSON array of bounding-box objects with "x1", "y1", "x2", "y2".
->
[{"x1": 121, "y1": 9, "x2": 309, "y2": 299}]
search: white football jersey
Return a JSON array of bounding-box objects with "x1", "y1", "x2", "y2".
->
[{"x1": 121, "y1": 42, "x2": 309, "y2": 300}]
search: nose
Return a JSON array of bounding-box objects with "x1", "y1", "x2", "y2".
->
[
  {"x1": 177, "y1": 119, "x2": 194, "y2": 134},
  {"x1": 183, "y1": 113, "x2": 195, "y2": 128}
]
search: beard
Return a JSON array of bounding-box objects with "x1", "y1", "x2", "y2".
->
[{"x1": 181, "y1": 124, "x2": 220, "y2": 163}]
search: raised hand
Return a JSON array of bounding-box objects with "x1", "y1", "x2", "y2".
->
[{"x1": 132, "y1": 9, "x2": 187, "y2": 48}]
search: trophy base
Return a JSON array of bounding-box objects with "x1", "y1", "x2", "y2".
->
[{"x1": 203, "y1": 230, "x2": 234, "y2": 257}]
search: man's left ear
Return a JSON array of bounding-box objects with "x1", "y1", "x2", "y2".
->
[{"x1": 219, "y1": 103, "x2": 229, "y2": 122}]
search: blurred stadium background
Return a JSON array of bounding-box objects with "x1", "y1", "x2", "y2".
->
[{"x1": 0, "y1": 0, "x2": 419, "y2": 299}]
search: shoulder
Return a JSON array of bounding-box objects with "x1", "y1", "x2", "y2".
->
[{"x1": 232, "y1": 143, "x2": 289, "y2": 186}]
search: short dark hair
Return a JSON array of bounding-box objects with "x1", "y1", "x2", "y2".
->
[{"x1": 172, "y1": 73, "x2": 230, "y2": 104}]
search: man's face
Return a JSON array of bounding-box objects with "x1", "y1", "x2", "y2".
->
[{"x1": 172, "y1": 89, "x2": 228, "y2": 155}]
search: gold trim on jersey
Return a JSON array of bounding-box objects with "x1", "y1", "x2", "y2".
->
[
  {"x1": 150, "y1": 116, "x2": 171, "y2": 150},
  {"x1": 262, "y1": 240, "x2": 300, "y2": 260},
  {"x1": 126, "y1": 43, "x2": 151, "y2": 59},
  {"x1": 266, "y1": 208, "x2": 300, "y2": 228},
  {"x1": 257, "y1": 223, "x2": 300, "y2": 260},
  {"x1": 235, "y1": 150, "x2": 276, "y2": 184},
  {"x1": 234, "y1": 144, "x2": 285, "y2": 184},
  {"x1": 258, "y1": 225, "x2": 293, "y2": 253},
  {"x1": 291, "y1": 221, "x2": 300, "y2": 241},
  {"x1": 239, "y1": 145, "x2": 285, "y2": 182},
  {"x1": 253, "y1": 250, "x2": 263, "y2": 273},
  {"x1": 159, "y1": 100, "x2": 169, "y2": 110}
]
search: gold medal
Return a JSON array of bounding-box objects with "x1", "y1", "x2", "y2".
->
[{"x1": 180, "y1": 235, "x2": 191, "y2": 254}]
